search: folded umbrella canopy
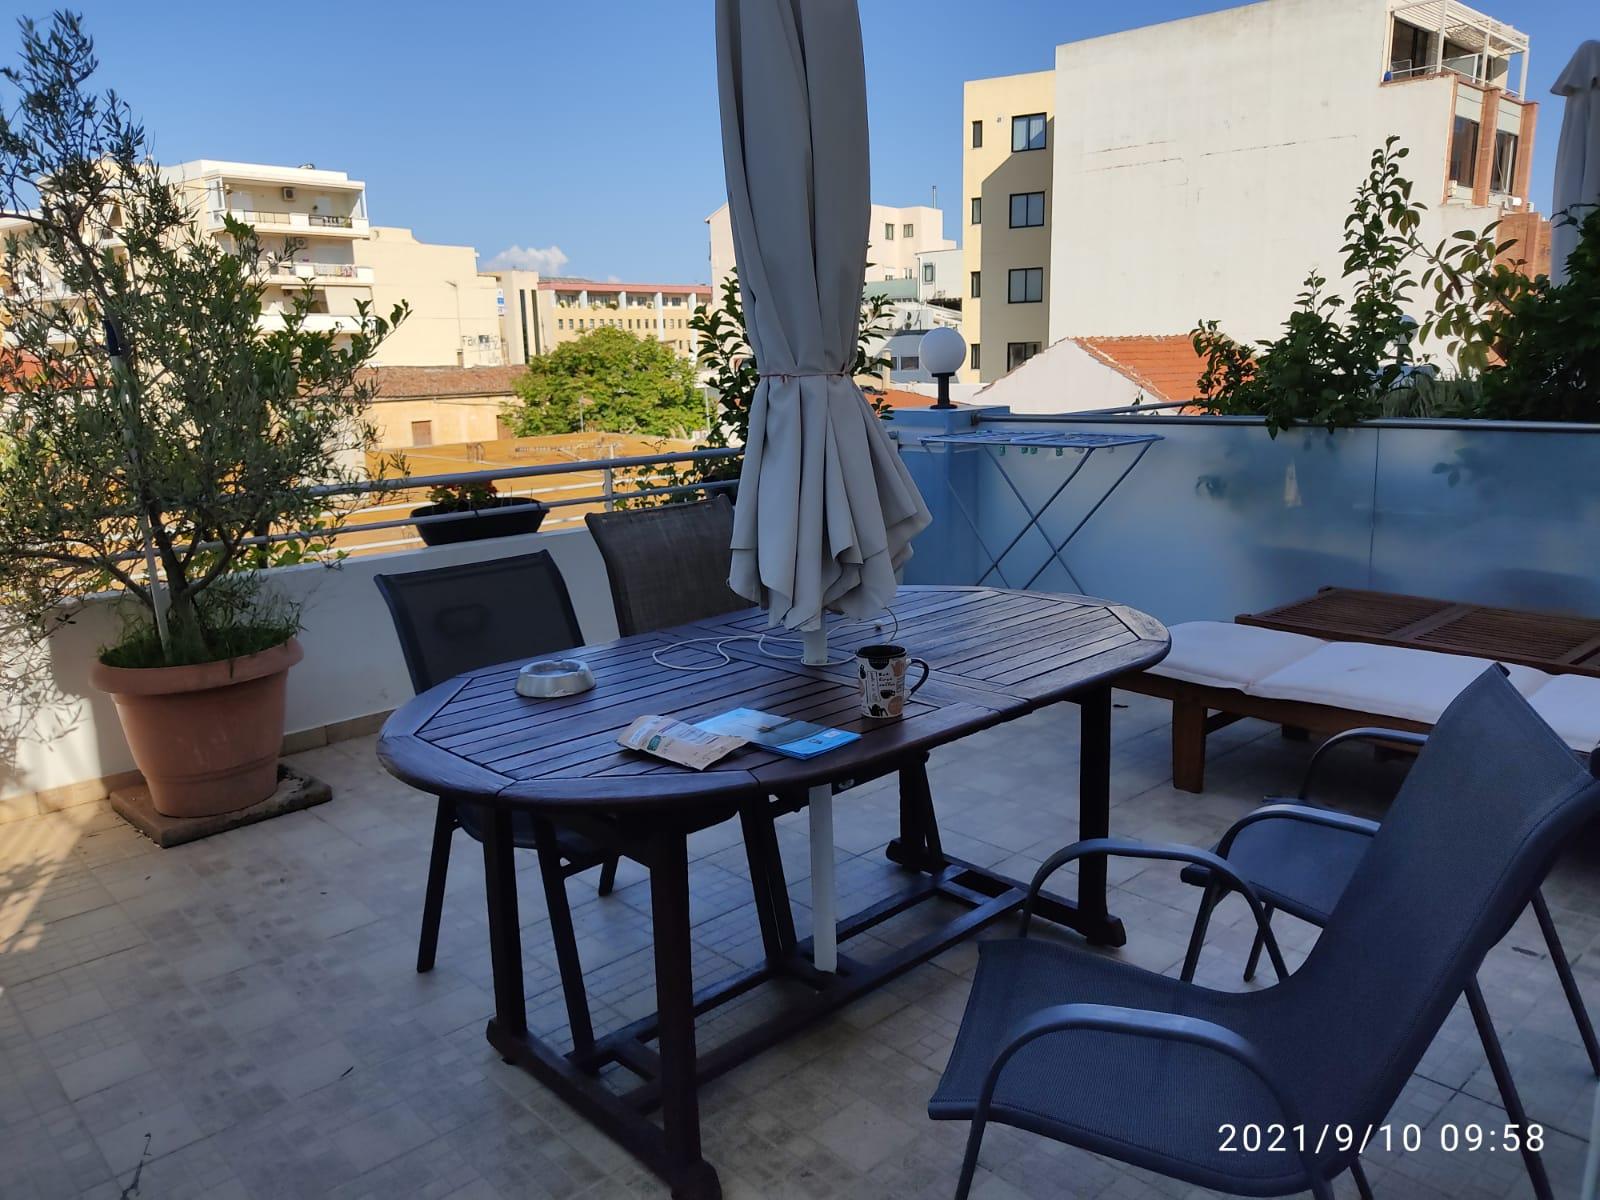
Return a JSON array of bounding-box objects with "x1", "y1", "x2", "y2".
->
[
  {"x1": 715, "y1": 0, "x2": 931, "y2": 631},
  {"x1": 1551, "y1": 40, "x2": 1600, "y2": 286}
]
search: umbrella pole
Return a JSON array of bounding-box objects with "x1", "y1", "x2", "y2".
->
[{"x1": 803, "y1": 625, "x2": 838, "y2": 972}]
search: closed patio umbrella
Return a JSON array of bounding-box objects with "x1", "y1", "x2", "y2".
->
[
  {"x1": 714, "y1": 0, "x2": 933, "y2": 972},
  {"x1": 714, "y1": 0, "x2": 931, "y2": 633},
  {"x1": 1551, "y1": 40, "x2": 1600, "y2": 286}
]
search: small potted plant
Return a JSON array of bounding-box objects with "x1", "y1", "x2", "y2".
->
[
  {"x1": 411, "y1": 480, "x2": 546, "y2": 546},
  {"x1": 0, "y1": 14, "x2": 405, "y2": 818}
]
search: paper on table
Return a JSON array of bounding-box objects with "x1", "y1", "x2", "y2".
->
[{"x1": 617, "y1": 715, "x2": 747, "y2": 771}]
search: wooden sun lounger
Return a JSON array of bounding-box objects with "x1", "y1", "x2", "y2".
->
[{"x1": 1119, "y1": 588, "x2": 1600, "y2": 794}]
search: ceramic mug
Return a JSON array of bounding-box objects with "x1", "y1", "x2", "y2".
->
[{"x1": 856, "y1": 644, "x2": 930, "y2": 719}]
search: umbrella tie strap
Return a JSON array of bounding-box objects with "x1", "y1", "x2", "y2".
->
[{"x1": 759, "y1": 370, "x2": 851, "y2": 381}]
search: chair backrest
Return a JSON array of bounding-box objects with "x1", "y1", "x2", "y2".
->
[
  {"x1": 374, "y1": 551, "x2": 583, "y2": 694},
  {"x1": 1281, "y1": 667, "x2": 1600, "y2": 1127},
  {"x1": 584, "y1": 495, "x2": 749, "y2": 637}
]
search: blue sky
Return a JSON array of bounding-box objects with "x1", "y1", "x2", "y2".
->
[{"x1": 23, "y1": 1, "x2": 1597, "y2": 283}]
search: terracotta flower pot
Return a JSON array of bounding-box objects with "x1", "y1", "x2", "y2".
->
[{"x1": 90, "y1": 637, "x2": 304, "y2": 818}]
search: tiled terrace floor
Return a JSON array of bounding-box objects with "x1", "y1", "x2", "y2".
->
[{"x1": 4, "y1": 691, "x2": 1600, "y2": 1199}]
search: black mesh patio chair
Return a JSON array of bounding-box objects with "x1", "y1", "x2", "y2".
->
[
  {"x1": 584, "y1": 494, "x2": 749, "y2": 637},
  {"x1": 1177, "y1": 727, "x2": 1600, "y2": 1080},
  {"x1": 374, "y1": 552, "x2": 623, "y2": 986},
  {"x1": 930, "y1": 668, "x2": 1600, "y2": 1200}
]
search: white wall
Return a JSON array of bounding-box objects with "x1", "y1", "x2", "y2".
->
[
  {"x1": 968, "y1": 338, "x2": 1150, "y2": 414},
  {"x1": 0, "y1": 529, "x2": 619, "y2": 812},
  {"x1": 1048, "y1": 0, "x2": 1501, "y2": 348}
]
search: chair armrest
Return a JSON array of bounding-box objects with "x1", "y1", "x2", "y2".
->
[
  {"x1": 978, "y1": 1002, "x2": 1330, "y2": 1197},
  {"x1": 1216, "y1": 803, "x2": 1381, "y2": 859},
  {"x1": 1299, "y1": 727, "x2": 1427, "y2": 800},
  {"x1": 1022, "y1": 837, "x2": 1288, "y2": 981}
]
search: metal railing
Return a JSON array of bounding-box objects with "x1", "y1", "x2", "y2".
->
[
  {"x1": 227, "y1": 208, "x2": 292, "y2": 225},
  {"x1": 103, "y1": 447, "x2": 744, "y2": 568},
  {"x1": 309, "y1": 213, "x2": 355, "y2": 229}
]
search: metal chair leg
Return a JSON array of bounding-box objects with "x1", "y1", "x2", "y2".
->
[
  {"x1": 1349, "y1": 1157, "x2": 1374, "y2": 1199},
  {"x1": 597, "y1": 854, "x2": 620, "y2": 897},
  {"x1": 1531, "y1": 889, "x2": 1600, "y2": 1076},
  {"x1": 1465, "y1": 979, "x2": 1554, "y2": 1200},
  {"x1": 1243, "y1": 903, "x2": 1275, "y2": 983},
  {"x1": 1180, "y1": 881, "x2": 1219, "y2": 983},
  {"x1": 417, "y1": 798, "x2": 456, "y2": 973},
  {"x1": 954, "y1": 1115, "x2": 987, "y2": 1200}
]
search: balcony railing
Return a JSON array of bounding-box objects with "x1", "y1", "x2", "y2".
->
[
  {"x1": 309, "y1": 213, "x2": 355, "y2": 229},
  {"x1": 227, "y1": 207, "x2": 292, "y2": 225}
]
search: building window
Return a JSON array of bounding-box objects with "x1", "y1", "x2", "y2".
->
[
  {"x1": 970, "y1": 271, "x2": 981, "y2": 299},
  {"x1": 903, "y1": 267, "x2": 914, "y2": 279},
  {"x1": 898, "y1": 355, "x2": 920, "y2": 371},
  {"x1": 902, "y1": 223, "x2": 914, "y2": 238},
  {"x1": 410, "y1": 420, "x2": 433, "y2": 447},
  {"x1": 1009, "y1": 191, "x2": 1045, "y2": 228},
  {"x1": 1007, "y1": 267, "x2": 1043, "y2": 303},
  {"x1": 1491, "y1": 128, "x2": 1519, "y2": 193},
  {"x1": 1449, "y1": 115, "x2": 1480, "y2": 188},
  {"x1": 884, "y1": 222, "x2": 895, "y2": 240},
  {"x1": 970, "y1": 343, "x2": 980, "y2": 371},
  {"x1": 971, "y1": 119, "x2": 983, "y2": 148},
  {"x1": 970, "y1": 196, "x2": 981, "y2": 225},
  {"x1": 1007, "y1": 341, "x2": 1041, "y2": 371},
  {"x1": 1012, "y1": 113, "x2": 1047, "y2": 152},
  {"x1": 922, "y1": 262, "x2": 936, "y2": 284}
]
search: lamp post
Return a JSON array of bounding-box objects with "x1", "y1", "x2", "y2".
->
[{"x1": 920, "y1": 325, "x2": 966, "y2": 409}]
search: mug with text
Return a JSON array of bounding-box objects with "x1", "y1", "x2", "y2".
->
[{"x1": 856, "y1": 644, "x2": 930, "y2": 719}]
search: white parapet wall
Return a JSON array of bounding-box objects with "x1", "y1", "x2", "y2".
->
[{"x1": 0, "y1": 527, "x2": 621, "y2": 821}]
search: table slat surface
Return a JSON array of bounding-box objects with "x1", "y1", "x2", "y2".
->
[{"x1": 378, "y1": 586, "x2": 1169, "y2": 809}]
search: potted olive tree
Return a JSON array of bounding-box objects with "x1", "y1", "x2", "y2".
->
[{"x1": 0, "y1": 14, "x2": 404, "y2": 817}]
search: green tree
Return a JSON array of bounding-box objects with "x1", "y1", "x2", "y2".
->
[
  {"x1": 630, "y1": 270, "x2": 895, "y2": 503},
  {"x1": 0, "y1": 12, "x2": 403, "y2": 667},
  {"x1": 504, "y1": 326, "x2": 703, "y2": 438}
]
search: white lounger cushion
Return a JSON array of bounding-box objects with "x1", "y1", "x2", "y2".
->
[
  {"x1": 1250, "y1": 642, "x2": 1551, "y2": 726},
  {"x1": 1150, "y1": 621, "x2": 1325, "y2": 690},
  {"x1": 1526, "y1": 674, "x2": 1600, "y2": 755}
]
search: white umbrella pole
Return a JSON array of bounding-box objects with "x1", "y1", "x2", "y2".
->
[{"x1": 803, "y1": 624, "x2": 837, "y2": 972}]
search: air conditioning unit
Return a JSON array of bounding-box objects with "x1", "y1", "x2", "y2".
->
[{"x1": 281, "y1": 186, "x2": 296, "y2": 201}]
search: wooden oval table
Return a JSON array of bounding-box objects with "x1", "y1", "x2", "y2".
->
[{"x1": 378, "y1": 585, "x2": 1169, "y2": 1199}]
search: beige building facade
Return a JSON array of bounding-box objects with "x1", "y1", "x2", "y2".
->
[
  {"x1": 357, "y1": 227, "x2": 502, "y2": 367},
  {"x1": 706, "y1": 201, "x2": 954, "y2": 292},
  {"x1": 963, "y1": 0, "x2": 1541, "y2": 384},
  {"x1": 962, "y1": 71, "x2": 1055, "y2": 383},
  {"x1": 486, "y1": 272, "x2": 709, "y2": 364}
]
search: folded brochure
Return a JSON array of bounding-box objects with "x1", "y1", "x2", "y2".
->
[
  {"x1": 694, "y1": 708, "x2": 859, "y2": 760},
  {"x1": 617, "y1": 715, "x2": 746, "y2": 771}
]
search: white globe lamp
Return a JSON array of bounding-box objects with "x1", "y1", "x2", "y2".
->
[{"x1": 920, "y1": 326, "x2": 966, "y2": 408}]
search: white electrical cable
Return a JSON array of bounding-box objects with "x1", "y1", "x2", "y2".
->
[{"x1": 649, "y1": 607, "x2": 900, "y2": 672}]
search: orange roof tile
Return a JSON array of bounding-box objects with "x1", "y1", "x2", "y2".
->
[
  {"x1": 1071, "y1": 335, "x2": 1208, "y2": 405},
  {"x1": 362, "y1": 364, "x2": 528, "y2": 400}
]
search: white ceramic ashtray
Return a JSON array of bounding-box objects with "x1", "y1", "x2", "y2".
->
[{"x1": 516, "y1": 659, "x2": 596, "y2": 698}]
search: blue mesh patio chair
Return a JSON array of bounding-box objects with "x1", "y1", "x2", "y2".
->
[
  {"x1": 1177, "y1": 727, "x2": 1600, "y2": 1078},
  {"x1": 929, "y1": 668, "x2": 1600, "y2": 1200},
  {"x1": 374, "y1": 552, "x2": 623, "y2": 992}
]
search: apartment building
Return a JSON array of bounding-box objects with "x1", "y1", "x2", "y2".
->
[
  {"x1": 963, "y1": 70, "x2": 1054, "y2": 381},
  {"x1": 357, "y1": 227, "x2": 502, "y2": 367},
  {"x1": 962, "y1": 0, "x2": 1542, "y2": 383},
  {"x1": 487, "y1": 273, "x2": 709, "y2": 364},
  {"x1": 164, "y1": 160, "x2": 375, "y2": 341},
  {"x1": 706, "y1": 201, "x2": 955, "y2": 293}
]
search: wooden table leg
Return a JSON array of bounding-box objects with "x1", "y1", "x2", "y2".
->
[
  {"x1": 480, "y1": 802, "x2": 527, "y2": 1041},
  {"x1": 649, "y1": 828, "x2": 721, "y2": 1200},
  {"x1": 1077, "y1": 686, "x2": 1126, "y2": 946}
]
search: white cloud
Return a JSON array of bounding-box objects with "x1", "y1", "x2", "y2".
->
[{"x1": 485, "y1": 243, "x2": 570, "y2": 275}]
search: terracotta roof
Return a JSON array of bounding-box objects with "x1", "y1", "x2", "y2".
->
[
  {"x1": 877, "y1": 388, "x2": 940, "y2": 409},
  {"x1": 0, "y1": 349, "x2": 43, "y2": 391},
  {"x1": 1071, "y1": 335, "x2": 1208, "y2": 405},
  {"x1": 363, "y1": 364, "x2": 528, "y2": 400}
]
